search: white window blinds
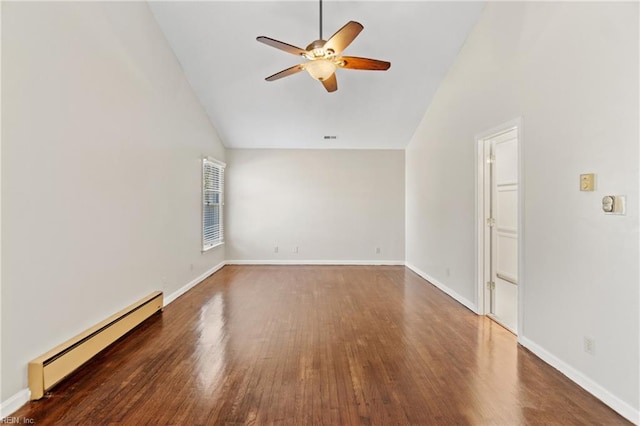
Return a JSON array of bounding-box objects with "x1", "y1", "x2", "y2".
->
[{"x1": 202, "y1": 158, "x2": 225, "y2": 251}]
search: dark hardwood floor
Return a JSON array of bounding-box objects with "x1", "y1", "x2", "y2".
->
[{"x1": 12, "y1": 265, "x2": 629, "y2": 425}]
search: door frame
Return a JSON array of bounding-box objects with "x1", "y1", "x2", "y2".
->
[{"x1": 474, "y1": 117, "x2": 524, "y2": 338}]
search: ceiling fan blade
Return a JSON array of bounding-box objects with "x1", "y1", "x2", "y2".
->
[
  {"x1": 257, "y1": 36, "x2": 308, "y2": 56},
  {"x1": 339, "y1": 56, "x2": 391, "y2": 71},
  {"x1": 265, "y1": 64, "x2": 304, "y2": 81},
  {"x1": 321, "y1": 73, "x2": 338, "y2": 92},
  {"x1": 323, "y1": 21, "x2": 363, "y2": 55}
]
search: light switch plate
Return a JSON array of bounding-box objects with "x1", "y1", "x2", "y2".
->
[{"x1": 580, "y1": 173, "x2": 595, "y2": 191}]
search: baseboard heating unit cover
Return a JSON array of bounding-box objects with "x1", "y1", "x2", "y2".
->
[{"x1": 28, "y1": 291, "x2": 163, "y2": 400}]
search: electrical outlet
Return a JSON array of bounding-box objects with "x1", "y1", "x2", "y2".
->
[
  {"x1": 189, "y1": 263, "x2": 194, "y2": 271},
  {"x1": 446, "y1": 268, "x2": 451, "y2": 277},
  {"x1": 375, "y1": 247, "x2": 381, "y2": 254},
  {"x1": 274, "y1": 246, "x2": 278, "y2": 253},
  {"x1": 294, "y1": 246, "x2": 298, "y2": 254},
  {"x1": 584, "y1": 336, "x2": 595, "y2": 355}
]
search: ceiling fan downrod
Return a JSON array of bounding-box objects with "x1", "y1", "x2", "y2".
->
[{"x1": 319, "y1": 0, "x2": 323, "y2": 40}]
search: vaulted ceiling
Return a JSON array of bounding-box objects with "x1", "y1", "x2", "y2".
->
[{"x1": 149, "y1": 1, "x2": 485, "y2": 149}]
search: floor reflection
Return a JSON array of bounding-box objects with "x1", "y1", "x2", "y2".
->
[
  {"x1": 466, "y1": 317, "x2": 524, "y2": 424},
  {"x1": 195, "y1": 293, "x2": 228, "y2": 398}
]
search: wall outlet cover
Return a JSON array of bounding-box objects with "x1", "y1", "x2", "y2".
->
[{"x1": 580, "y1": 173, "x2": 595, "y2": 191}]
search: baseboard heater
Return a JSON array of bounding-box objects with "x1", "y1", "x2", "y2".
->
[{"x1": 28, "y1": 291, "x2": 163, "y2": 400}]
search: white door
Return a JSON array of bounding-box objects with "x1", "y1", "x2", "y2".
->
[{"x1": 487, "y1": 129, "x2": 518, "y2": 333}]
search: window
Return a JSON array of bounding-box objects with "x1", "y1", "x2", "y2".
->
[{"x1": 202, "y1": 157, "x2": 226, "y2": 251}]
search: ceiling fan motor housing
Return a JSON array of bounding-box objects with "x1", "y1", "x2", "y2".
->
[{"x1": 305, "y1": 40, "x2": 335, "y2": 60}]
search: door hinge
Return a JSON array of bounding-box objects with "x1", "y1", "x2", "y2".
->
[
  {"x1": 486, "y1": 281, "x2": 496, "y2": 290},
  {"x1": 486, "y1": 155, "x2": 495, "y2": 164},
  {"x1": 486, "y1": 217, "x2": 496, "y2": 227}
]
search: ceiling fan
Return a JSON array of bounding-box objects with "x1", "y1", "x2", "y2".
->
[{"x1": 256, "y1": 0, "x2": 390, "y2": 93}]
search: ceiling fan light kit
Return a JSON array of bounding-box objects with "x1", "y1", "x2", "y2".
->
[
  {"x1": 305, "y1": 59, "x2": 336, "y2": 81},
  {"x1": 257, "y1": 0, "x2": 390, "y2": 93}
]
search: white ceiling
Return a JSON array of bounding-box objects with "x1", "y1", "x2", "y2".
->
[{"x1": 149, "y1": 1, "x2": 485, "y2": 149}]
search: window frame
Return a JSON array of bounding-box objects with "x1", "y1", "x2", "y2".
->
[{"x1": 202, "y1": 157, "x2": 226, "y2": 252}]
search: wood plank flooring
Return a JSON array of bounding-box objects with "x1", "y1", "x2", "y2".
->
[{"x1": 12, "y1": 265, "x2": 629, "y2": 425}]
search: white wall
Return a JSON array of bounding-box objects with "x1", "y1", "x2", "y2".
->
[
  {"x1": 406, "y1": 1, "x2": 638, "y2": 419},
  {"x1": 1, "y1": 2, "x2": 226, "y2": 401},
  {"x1": 226, "y1": 149, "x2": 404, "y2": 263}
]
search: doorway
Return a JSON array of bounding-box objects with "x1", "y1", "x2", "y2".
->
[{"x1": 476, "y1": 121, "x2": 521, "y2": 334}]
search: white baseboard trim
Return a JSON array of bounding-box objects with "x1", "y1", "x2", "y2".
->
[
  {"x1": 164, "y1": 261, "x2": 226, "y2": 306},
  {"x1": 0, "y1": 388, "x2": 30, "y2": 419},
  {"x1": 405, "y1": 262, "x2": 477, "y2": 313},
  {"x1": 226, "y1": 259, "x2": 406, "y2": 266},
  {"x1": 519, "y1": 336, "x2": 639, "y2": 425}
]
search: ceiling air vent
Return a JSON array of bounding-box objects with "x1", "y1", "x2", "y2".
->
[{"x1": 323, "y1": 135, "x2": 337, "y2": 140}]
